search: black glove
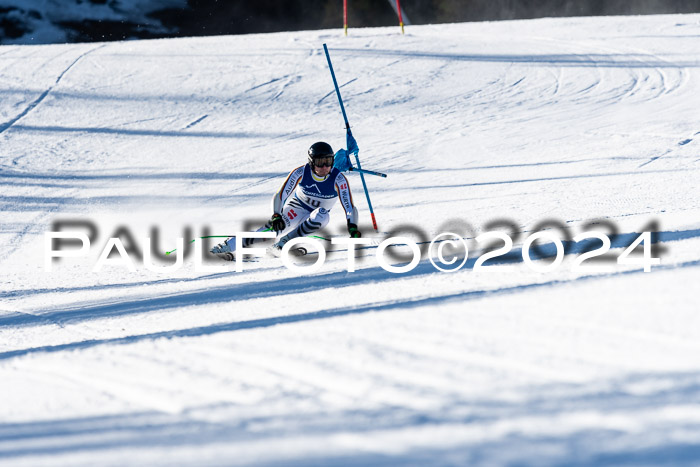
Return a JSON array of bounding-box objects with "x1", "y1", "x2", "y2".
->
[
  {"x1": 270, "y1": 213, "x2": 285, "y2": 232},
  {"x1": 347, "y1": 222, "x2": 361, "y2": 238}
]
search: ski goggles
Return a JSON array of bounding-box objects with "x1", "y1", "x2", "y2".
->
[{"x1": 313, "y1": 156, "x2": 334, "y2": 168}]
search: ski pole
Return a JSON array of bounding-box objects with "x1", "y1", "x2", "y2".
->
[
  {"x1": 165, "y1": 233, "x2": 332, "y2": 255},
  {"x1": 166, "y1": 236, "x2": 228, "y2": 256},
  {"x1": 323, "y1": 43, "x2": 379, "y2": 231}
]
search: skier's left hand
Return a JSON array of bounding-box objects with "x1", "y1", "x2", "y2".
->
[
  {"x1": 347, "y1": 222, "x2": 361, "y2": 238},
  {"x1": 333, "y1": 132, "x2": 358, "y2": 172},
  {"x1": 346, "y1": 132, "x2": 359, "y2": 157},
  {"x1": 333, "y1": 149, "x2": 352, "y2": 172}
]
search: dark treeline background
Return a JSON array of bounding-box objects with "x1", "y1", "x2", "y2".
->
[
  {"x1": 3, "y1": 0, "x2": 700, "y2": 44},
  {"x1": 160, "y1": 0, "x2": 700, "y2": 37}
]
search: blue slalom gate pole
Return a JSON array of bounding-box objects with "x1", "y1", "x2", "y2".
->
[
  {"x1": 323, "y1": 43, "x2": 379, "y2": 231},
  {"x1": 349, "y1": 166, "x2": 387, "y2": 178}
]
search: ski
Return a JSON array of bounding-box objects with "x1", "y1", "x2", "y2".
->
[{"x1": 213, "y1": 246, "x2": 308, "y2": 262}]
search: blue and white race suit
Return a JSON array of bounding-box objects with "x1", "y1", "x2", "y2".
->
[{"x1": 273, "y1": 164, "x2": 358, "y2": 239}]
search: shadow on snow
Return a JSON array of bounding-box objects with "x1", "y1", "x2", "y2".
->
[{"x1": 0, "y1": 227, "x2": 698, "y2": 360}]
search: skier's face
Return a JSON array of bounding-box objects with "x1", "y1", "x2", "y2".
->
[
  {"x1": 314, "y1": 164, "x2": 331, "y2": 176},
  {"x1": 313, "y1": 156, "x2": 333, "y2": 176}
]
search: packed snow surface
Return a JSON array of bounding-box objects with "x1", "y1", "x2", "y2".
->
[{"x1": 1, "y1": 13, "x2": 700, "y2": 466}]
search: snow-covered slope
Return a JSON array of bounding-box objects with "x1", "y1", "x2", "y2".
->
[{"x1": 1, "y1": 14, "x2": 700, "y2": 466}]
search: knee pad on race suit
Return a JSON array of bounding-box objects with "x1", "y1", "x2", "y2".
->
[{"x1": 309, "y1": 207, "x2": 330, "y2": 229}]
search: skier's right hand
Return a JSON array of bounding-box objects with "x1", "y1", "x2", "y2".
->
[{"x1": 270, "y1": 213, "x2": 285, "y2": 232}]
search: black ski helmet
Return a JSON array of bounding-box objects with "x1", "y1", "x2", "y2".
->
[{"x1": 308, "y1": 142, "x2": 334, "y2": 169}]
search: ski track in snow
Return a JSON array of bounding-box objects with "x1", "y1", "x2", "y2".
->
[
  {"x1": 0, "y1": 44, "x2": 105, "y2": 136},
  {"x1": 1, "y1": 14, "x2": 700, "y2": 466}
]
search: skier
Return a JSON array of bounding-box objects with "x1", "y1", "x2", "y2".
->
[{"x1": 211, "y1": 136, "x2": 361, "y2": 260}]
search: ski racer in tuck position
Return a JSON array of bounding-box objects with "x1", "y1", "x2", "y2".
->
[{"x1": 211, "y1": 137, "x2": 362, "y2": 260}]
